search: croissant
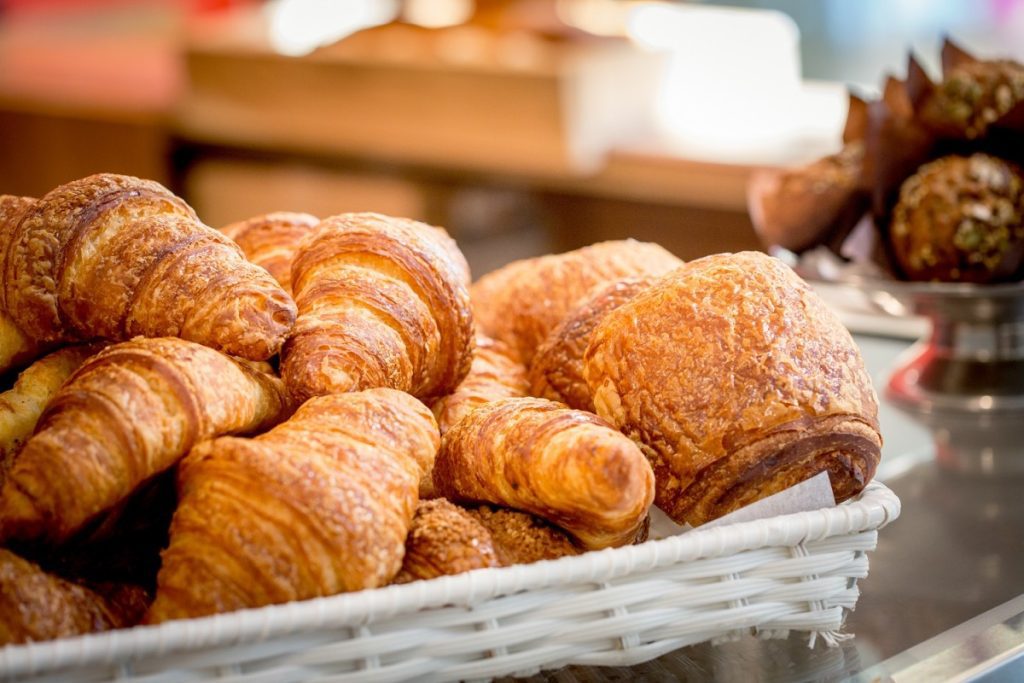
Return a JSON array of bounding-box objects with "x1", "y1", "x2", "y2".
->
[
  {"x1": 470, "y1": 240, "x2": 682, "y2": 365},
  {"x1": 146, "y1": 388, "x2": 439, "y2": 622},
  {"x1": 433, "y1": 397, "x2": 654, "y2": 549},
  {"x1": 585, "y1": 251, "x2": 882, "y2": 526},
  {"x1": 282, "y1": 213, "x2": 474, "y2": 404},
  {"x1": 220, "y1": 211, "x2": 319, "y2": 295},
  {"x1": 0, "y1": 195, "x2": 42, "y2": 373},
  {"x1": 0, "y1": 337, "x2": 290, "y2": 544},
  {"x1": 529, "y1": 276, "x2": 658, "y2": 412},
  {"x1": 1, "y1": 174, "x2": 296, "y2": 360},
  {"x1": 0, "y1": 343, "x2": 105, "y2": 472},
  {"x1": 430, "y1": 334, "x2": 528, "y2": 435},
  {"x1": 0, "y1": 548, "x2": 146, "y2": 645},
  {"x1": 393, "y1": 498, "x2": 502, "y2": 584}
]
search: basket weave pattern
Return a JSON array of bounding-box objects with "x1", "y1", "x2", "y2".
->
[{"x1": 1, "y1": 482, "x2": 900, "y2": 683}]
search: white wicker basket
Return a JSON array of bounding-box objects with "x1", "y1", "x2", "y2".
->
[{"x1": 0, "y1": 481, "x2": 900, "y2": 683}]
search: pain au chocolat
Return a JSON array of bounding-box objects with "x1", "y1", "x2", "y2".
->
[{"x1": 584, "y1": 251, "x2": 881, "y2": 526}]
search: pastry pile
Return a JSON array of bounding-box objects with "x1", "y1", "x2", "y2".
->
[{"x1": 0, "y1": 173, "x2": 880, "y2": 645}]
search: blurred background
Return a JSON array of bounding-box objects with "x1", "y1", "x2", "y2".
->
[{"x1": 1, "y1": 0, "x2": 1022, "y2": 277}]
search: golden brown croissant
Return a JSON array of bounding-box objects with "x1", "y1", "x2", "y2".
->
[
  {"x1": 146, "y1": 388, "x2": 439, "y2": 623},
  {"x1": 220, "y1": 211, "x2": 319, "y2": 295},
  {"x1": 1, "y1": 174, "x2": 296, "y2": 360},
  {"x1": 393, "y1": 498, "x2": 502, "y2": 584},
  {"x1": 0, "y1": 343, "x2": 105, "y2": 472},
  {"x1": 585, "y1": 251, "x2": 882, "y2": 526},
  {"x1": 0, "y1": 548, "x2": 145, "y2": 645},
  {"x1": 0, "y1": 337, "x2": 290, "y2": 544},
  {"x1": 470, "y1": 240, "x2": 682, "y2": 365},
  {"x1": 282, "y1": 213, "x2": 474, "y2": 404},
  {"x1": 529, "y1": 276, "x2": 658, "y2": 412},
  {"x1": 0, "y1": 195, "x2": 42, "y2": 373},
  {"x1": 467, "y1": 504, "x2": 580, "y2": 566},
  {"x1": 430, "y1": 334, "x2": 528, "y2": 435},
  {"x1": 433, "y1": 397, "x2": 654, "y2": 550}
]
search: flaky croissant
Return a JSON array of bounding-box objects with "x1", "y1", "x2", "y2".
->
[
  {"x1": 529, "y1": 276, "x2": 657, "y2": 412},
  {"x1": 0, "y1": 343, "x2": 105, "y2": 471},
  {"x1": 146, "y1": 388, "x2": 439, "y2": 622},
  {"x1": 433, "y1": 397, "x2": 654, "y2": 550},
  {"x1": 220, "y1": 211, "x2": 319, "y2": 295},
  {"x1": 0, "y1": 548, "x2": 146, "y2": 645},
  {"x1": 0, "y1": 195, "x2": 42, "y2": 373},
  {"x1": 0, "y1": 337, "x2": 290, "y2": 544},
  {"x1": 585, "y1": 251, "x2": 882, "y2": 526},
  {"x1": 282, "y1": 213, "x2": 474, "y2": 404},
  {"x1": 430, "y1": 334, "x2": 528, "y2": 435},
  {"x1": 470, "y1": 240, "x2": 682, "y2": 365},
  {"x1": 1, "y1": 174, "x2": 296, "y2": 360}
]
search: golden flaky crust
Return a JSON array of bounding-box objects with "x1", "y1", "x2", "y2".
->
[
  {"x1": 0, "y1": 343, "x2": 105, "y2": 471},
  {"x1": 585, "y1": 251, "x2": 882, "y2": 526},
  {"x1": 1, "y1": 174, "x2": 296, "y2": 360},
  {"x1": 529, "y1": 276, "x2": 658, "y2": 412},
  {"x1": 282, "y1": 213, "x2": 474, "y2": 404},
  {"x1": 393, "y1": 499, "x2": 501, "y2": 583},
  {"x1": 430, "y1": 334, "x2": 528, "y2": 435},
  {"x1": 146, "y1": 389, "x2": 439, "y2": 623},
  {"x1": 0, "y1": 337, "x2": 290, "y2": 544},
  {"x1": 220, "y1": 211, "x2": 319, "y2": 295},
  {"x1": 470, "y1": 240, "x2": 682, "y2": 365},
  {"x1": 467, "y1": 504, "x2": 580, "y2": 566},
  {"x1": 433, "y1": 397, "x2": 654, "y2": 550},
  {"x1": 0, "y1": 195, "x2": 42, "y2": 373},
  {"x1": 0, "y1": 549, "x2": 142, "y2": 645}
]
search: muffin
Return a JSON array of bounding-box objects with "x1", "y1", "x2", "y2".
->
[
  {"x1": 889, "y1": 154, "x2": 1024, "y2": 282},
  {"x1": 922, "y1": 59, "x2": 1024, "y2": 140}
]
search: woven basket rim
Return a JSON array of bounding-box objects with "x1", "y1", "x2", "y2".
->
[{"x1": 0, "y1": 481, "x2": 900, "y2": 678}]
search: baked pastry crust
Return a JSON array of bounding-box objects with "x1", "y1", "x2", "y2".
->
[
  {"x1": 146, "y1": 388, "x2": 439, "y2": 622},
  {"x1": 282, "y1": 212, "x2": 474, "y2": 404},
  {"x1": 529, "y1": 276, "x2": 657, "y2": 412},
  {"x1": 433, "y1": 397, "x2": 654, "y2": 549},
  {"x1": 0, "y1": 337, "x2": 290, "y2": 544},
  {"x1": 1, "y1": 174, "x2": 296, "y2": 360},
  {"x1": 221, "y1": 211, "x2": 319, "y2": 295},
  {"x1": 585, "y1": 251, "x2": 881, "y2": 526},
  {"x1": 470, "y1": 240, "x2": 682, "y2": 365}
]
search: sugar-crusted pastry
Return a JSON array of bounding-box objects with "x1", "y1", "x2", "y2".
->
[{"x1": 585, "y1": 251, "x2": 882, "y2": 526}]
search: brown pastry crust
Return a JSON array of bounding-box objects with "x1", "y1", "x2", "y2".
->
[
  {"x1": 220, "y1": 211, "x2": 319, "y2": 295},
  {"x1": 470, "y1": 240, "x2": 682, "y2": 365},
  {"x1": 529, "y1": 276, "x2": 657, "y2": 411},
  {"x1": 585, "y1": 251, "x2": 881, "y2": 526},
  {"x1": 431, "y1": 334, "x2": 528, "y2": 435},
  {"x1": 146, "y1": 388, "x2": 439, "y2": 623},
  {"x1": 433, "y1": 397, "x2": 654, "y2": 549},
  {"x1": 0, "y1": 195, "x2": 42, "y2": 373},
  {"x1": 0, "y1": 337, "x2": 290, "y2": 544},
  {"x1": 0, "y1": 548, "x2": 142, "y2": 645},
  {"x1": 393, "y1": 498, "x2": 502, "y2": 584},
  {"x1": 467, "y1": 504, "x2": 580, "y2": 566},
  {"x1": 1, "y1": 174, "x2": 296, "y2": 360},
  {"x1": 0, "y1": 343, "x2": 105, "y2": 473},
  {"x1": 282, "y1": 212, "x2": 474, "y2": 404},
  {"x1": 889, "y1": 154, "x2": 1024, "y2": 282}
]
